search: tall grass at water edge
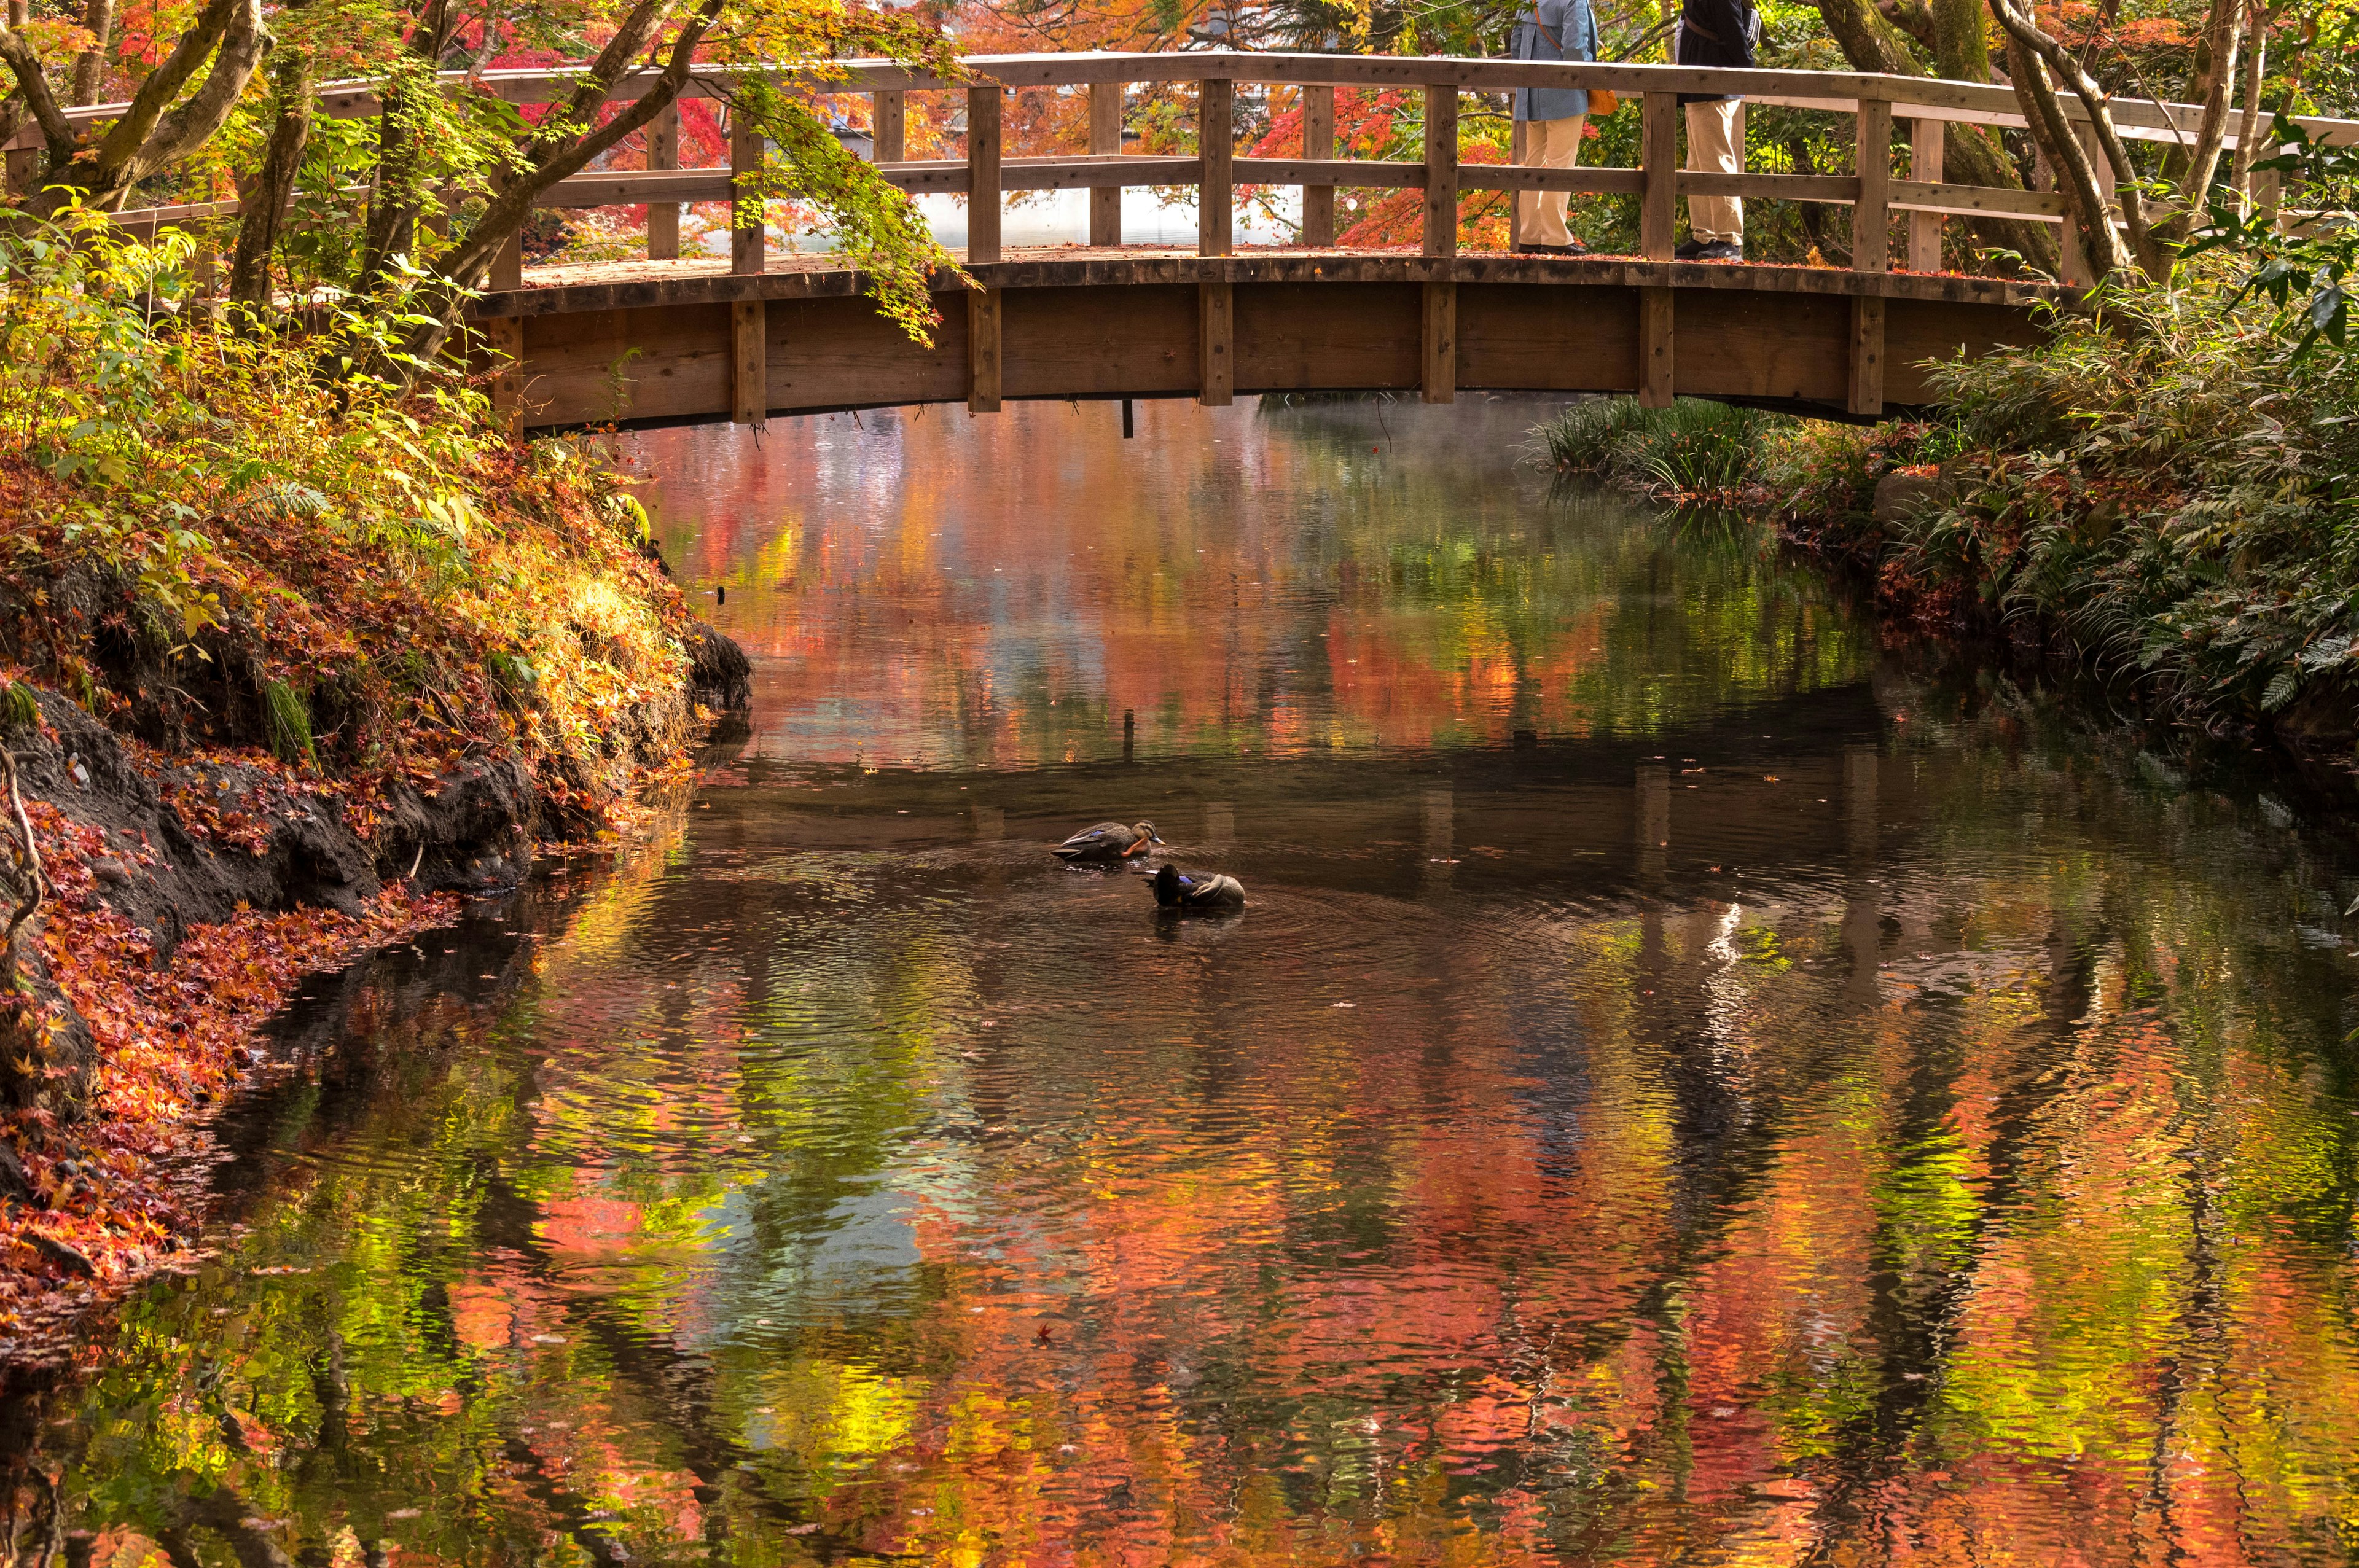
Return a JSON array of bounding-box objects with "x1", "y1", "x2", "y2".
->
[{"x1": 1528, "y1": 397, "x2": 1780, "y2": 498}]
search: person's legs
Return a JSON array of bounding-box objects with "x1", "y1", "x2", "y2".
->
[
  {"x1": 1517, "y1": 114, "x2": 1587, "y2": 247},
  {"x1": 1682, "y1": 99, "x2": 1745, "y2": 246}
]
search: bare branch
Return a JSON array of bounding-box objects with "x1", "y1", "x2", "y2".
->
[{"x1": 0, "y1": 27, "x2": 76, "y2": 155}]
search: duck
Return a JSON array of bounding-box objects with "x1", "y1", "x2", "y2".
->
[
  {"x1": 1151, "y1": 864, "x2": 1246, "y2": 911},
  {"x1": 1051, "y1": 821, "x2": 1162, "y2": 864}
]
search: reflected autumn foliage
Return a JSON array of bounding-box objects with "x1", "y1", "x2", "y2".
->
[{"x1": 12, "y1": 408, "x2": 2359, "y2": 1567}]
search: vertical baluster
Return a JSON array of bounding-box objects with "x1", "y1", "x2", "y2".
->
[
  {"x1": 730, "y1": 107, "x2": 765, "y2": 275},
  {"x1": 1640, "y1": 90, "x2": 1676, "y2": 260},
  {"x1": 1089, "y1": 79, "x2": 1122, "y2": 248},
  {"x1": 1199, "y1": 77, "x2": 1233, "y2": 257},
  {"x1": 491, "y1": 228, "x2": 523, "y2": 291},
  {"x1": 1302, "y1": 84, "x2": 1336, "y2": 248},
  {"x1": 874, "y1": 88, "x2": 905, "y2": 162},
  {"x1": 968, "y1": 84, "x2": 1002, "y2": 262},
  {"x1": 647, "y1": 99, "x2": 679, "y2": 262},
  {"x1": 1906, "y1": 114, "x2": 1942, "y2": 273},
  {"x1": 1853, "y1": 97, "x2": 1893, "y2": 272},
  {"x1": 1423, "y1": 83, "x2": 1458, "y2": 258}
]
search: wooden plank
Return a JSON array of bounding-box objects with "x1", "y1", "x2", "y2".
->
[
  {"x1": 491, "y1": 230, "x2": 524, "y2": 292},
  {"x1": 730, "y1": 112, "x2": 765, "y2": 275},
  {"x1": 512, "y1": 303, "x2": 731, "y2": 424},
  {"x1": 1424, "y1": 84, "x2": 1458, "y2": 259},
  {"x1": 647, "y1": 100, "x2": 681, "y2": 260},
  {"x1": 1906, "y1": 115, "x2": 1943, "y2": 272},
  {"x1": 1889, "y1": 178, "x2": 2066, "y2": 220},
  {"x1": 1848, "y1": 294, "x2": 1885, "y2": 415},
  {"x1": 968, "y1": 85, "x2": 1003, "y2": 262},
  {"x1": 1199, "y1": 279, "x2": 1234, "y2": 405},
  {"x1": 874, "y1": 89, "x2": 906, "y2": 161},
  {"x1": 1232, "y1": 282, "x2": 1419, "y2": 391},
  {"x1": 1463, "y1": 165, "x2": 1645, "y2": 195},
  {"x1": 1421, "y1": 280, "x2": 1455, "y2": 402},
  {"x1": 969, "y1": 287, "x2": 1002, "y2": 411},
  {"x1": 1638, "y1": 285, "x2": 1673, "y2": 407},
  {"x1": 732, "y1": 299, "x2": 767, "y2": 425},
  {"x1": 547, "y1": 170, "x2": 732, "y2": 207},
  {"x1": 1675, "y1": 171, "x2": 1858, "y2": 202},
  {"x1": 1303, "y1": 85, "x2": 1336, "y2": 247},
  {"x1": 1003, "y1": 284, "x2": 1199, "y2": 396},
  {"x1": 483, "y1": 316, "x2": 525, "y2": 427},
  {"x1": 1884, "y1": 294, "x2": 2043, "y2": 403},
  {"x1": 1200, "y1": 79, "x2": 1234, "y2": 258},
  {"x1": 1640, "y1": 92, "x2": 1677, "y2": 261},
  {"x1": 1455, "y1": 282, "x2": 1641, "y2": 393},
  {"x1": 1855, "y1": 98, "x2": 1893, "y2": 273},
  {"x1": 767, "y1": 294, "x2": 967, "y2": 412},
  {"x1": 1236, "y1": 156, "x2": 1423, "y2": 188},
  {"x1": 1089, "y1": 80, "x2": 1122, "y2": 245},
  {"x1": 1677, "y1": 287, "x2": 1847, "y2": 402}
]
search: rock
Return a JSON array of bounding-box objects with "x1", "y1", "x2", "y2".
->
[
  {"x1": 28, "y1": 1233, "x2": 95, "y2": 1278},
  {"x1": 684, "y1": 621, "x2": 753, "y2": 712},
  {"x1": 92, "y1": 859, "x2": 130, "y2": 886},
  {"x1": 1872, "y1": 469, "x2": 1955, "y2": 526},
  {"x1": 0, "y1": 1142, "x2": 30, "y2": 1204}
]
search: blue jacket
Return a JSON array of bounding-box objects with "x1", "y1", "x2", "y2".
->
[{"x1": 1510, "y1": 0, "x2": 1600, "y2": 123}]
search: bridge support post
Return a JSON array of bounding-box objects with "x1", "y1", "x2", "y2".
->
[
  {"x1": 647, "y1": 101, "x2": 680, "y2": 261},
  {"x1": 1848, "y1": 295, "x2": 1885, "y2": 418},
  {"x1": 3, "y1": 147, "x2": 31, "y2": 201},
  {"x1": 1640, "y1": 92, "x2": 1678, "y2": 260},
  {"x1": 968, "y1": 85, "x2": 1003, "y2": 262},
  {"x1": 1421, "y1": 282, "x2": 1455, "y2": 404},
  {"x1": 874, "y1": 90, "x2": 906, "y2": 162},
  {"x1": 1423, "y1": 85, "x2": 1458, "y2": 258},
  {"x1": 969, "y1": 289, "x2": 1002, "y2": 413},
  {"x1": 483, "y1": 317, "x2": 523, "y2": 432},
  {"x1": 1089, "y1": 80, "x2": 1122, "y2": 246},
  {"x1": 1198, "y1": 279, "x2": 1233, "y2": 407},
  {"x1": 1638, "y1": 286, "x2": 1673, "y2": 408},
  {"x1": 1199, "y1": 79, "x2": 1233, "y2": 258},
  {"x1": 732, "y1": 300, "x2": 767, "y2": 428},
  {"x1": 1854, "y1": 98, "x2": 1893, "y2": 273},
  {"x1": 1302, "y1": 86, "x2": 1336, "y2": 247},
  {"x1": 491, "y1": 230, "x2": 523, "y2": 292},
  {"x1": 1906, "y1": 114, "x2": 1943, "y2": 273},
  {"x1": 730, "y1": 112, "x2": 765, "y2": 275}
]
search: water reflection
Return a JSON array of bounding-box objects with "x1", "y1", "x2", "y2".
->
[{"x1": 10, "y1": 401, "x2": 2359, "y2": 1567}]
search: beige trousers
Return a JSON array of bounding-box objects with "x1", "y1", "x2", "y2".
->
[
  {"x1": 1515, "y1": 114, "x2": 1588, "y2": 247},
  {"x1": 1683, "y1": 99, "x2": 1745, "y2": 243}
]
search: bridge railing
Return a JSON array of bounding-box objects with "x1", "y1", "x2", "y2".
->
[{"x1": 17, "y1": 50, "x2": 2356, "y2": 292}]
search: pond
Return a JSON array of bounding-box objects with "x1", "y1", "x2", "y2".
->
[{"x1": 11, "y1": 396, "x2": 2359, "y2": 1566}]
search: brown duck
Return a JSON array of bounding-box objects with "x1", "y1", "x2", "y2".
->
[{"x1": 1052, "y1": 821, "x2": 1162, "y2": 864}]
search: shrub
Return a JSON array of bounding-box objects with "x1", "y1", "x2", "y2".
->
[{"x1": 1529, "y1": 396, "x2": 1783, "y2": 498}]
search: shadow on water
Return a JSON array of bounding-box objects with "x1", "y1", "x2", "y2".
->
[{"x1": 10, "y1": 397, "x2": 2359, "y2": 1566}]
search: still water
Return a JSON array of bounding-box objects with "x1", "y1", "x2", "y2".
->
[{"x1": 14, "y1": 397, "x2": 2359, "y2": 1566}]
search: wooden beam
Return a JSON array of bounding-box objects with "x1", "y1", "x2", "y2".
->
[
  {"x1": 1199, "y1": 279, "x2": 1233, "y2": 405},
  {"x1": 1421, "y1": 281, "x2": 1455, "y2": 403},
  {"x1": 483, "y1": 316, "x2": 525, "y2": 430},
  {"x1": 491, "y1": 230, "x2": 523, "y2": 292},
  {"x1": 732, "y1": 299, "x2": 767, "y2": 426},
  {"x1": 1854, "y1": 98, "x2": 1893, "y2": 273},
  {"x1": 6, "y1": 146, "x2": 35, "y2": 200},
  {"x1": 1906, "y1": 114, "x2": 1943, "y2": 272},
  {"x1": 1089, "y1": 80, "x2": 1122, "y2": 246},
  {"x1": 1889, "y1": 178, "x2": 2065, "y2": 219},
  {"x1": 968, "y1": 85, "x2": 1003, "y2": 262},
  {"x1": 1638, "y1": 285, "x2": 1673, "y2": 407},
  {"x1": 1640, "y1": 92, "x2": 1677, "y2": 260},
  {"x1": 647, "y1": 100, "x2": 680, "y2": 260},
  {"x1": 969, "y1": 287, "x2": 1002, "y2": 412},
  {"x1": 1302, "y1": 85, "x2": 1336, "y2": 247},
  {"x1": 1424, "y1": 84, "x2": 1458, "y2": 259},
  {"x1": 1848, "y1": 294, "x2": 1884, "y2": 416},
  {"x1": 730, "y1": 112, "x2": 765, "y2": 275},
  {"x1": 1200, "y1": 78, "x2": 1234, "y2": 257},
  {"x1": 874, "y1": 88, "x2": 906, "y2": 161}
]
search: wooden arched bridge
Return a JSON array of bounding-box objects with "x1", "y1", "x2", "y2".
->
[{"x1": 36, "y1": 52, "x2": 2353, "y2": 428}]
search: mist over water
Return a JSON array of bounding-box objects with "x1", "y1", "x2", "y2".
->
[{"x1": 16, "y1": 396, "x2": 2359, "y2": 1566}]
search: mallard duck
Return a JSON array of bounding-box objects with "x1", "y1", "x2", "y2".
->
[
  {"x1": 1052, "y1": 821, "x2": 1162, "y2": 864},
  {"x1": 1152, "y1": 864, "x2": 1245, "y2": 911}
]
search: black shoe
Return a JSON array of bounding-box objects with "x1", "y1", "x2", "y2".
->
[
  {"x1": 1673, "y1": 237, "x2": 1708, "y2": 260},
  {"x1": 1696, "y1": 240, "x2": 1743, "y2": 261},
  {"x1": 1514, "y1": 241, "x2": 1591, "y2": 257}
]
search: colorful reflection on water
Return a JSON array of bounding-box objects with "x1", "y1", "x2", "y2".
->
[{"x1": 14, "y1": 399, "x2": 2359, "y2": 1567}]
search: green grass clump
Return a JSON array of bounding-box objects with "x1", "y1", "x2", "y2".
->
[{"x1": 1530, "y1": 397, "x2": 1782, "y2": 497}]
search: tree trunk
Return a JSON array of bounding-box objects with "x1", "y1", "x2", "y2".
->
[
  {"x1": 1997, "y1": 29, "x2": 2130, "y2": 279},
  {"x1": 2226, "y1": 1, "x2": 2267, "y2": 206},
  {"x1": 228, "y1": 47, "x2": 313, "y2": 305},
  {"x1": 2157, "y1": 0, "x2": 2243, "y2": 238},
  {"x1": 68, "y1": 0, "x2": 113, "y2": 106}
]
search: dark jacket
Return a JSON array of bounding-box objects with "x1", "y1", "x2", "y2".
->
[{"x1": 1675, "y1": 0, "x2": 1755, "y2": 104}]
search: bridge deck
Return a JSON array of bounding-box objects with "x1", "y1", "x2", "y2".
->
[{"x1": 474, "y1": 244, "x2": 2064, "y2": 432}]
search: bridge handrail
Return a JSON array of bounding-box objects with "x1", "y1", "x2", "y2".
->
[{"x1": 17, "y1": 48, "x2": 2353, "y2": 291}]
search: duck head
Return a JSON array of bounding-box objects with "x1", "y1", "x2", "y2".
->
[
  {"x1": 1135, "y1": 822, "x2": 1164, "y2": 846},
  {"x1": 1152, "y1": 864, "x2": 1186, "y2": 907}
]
